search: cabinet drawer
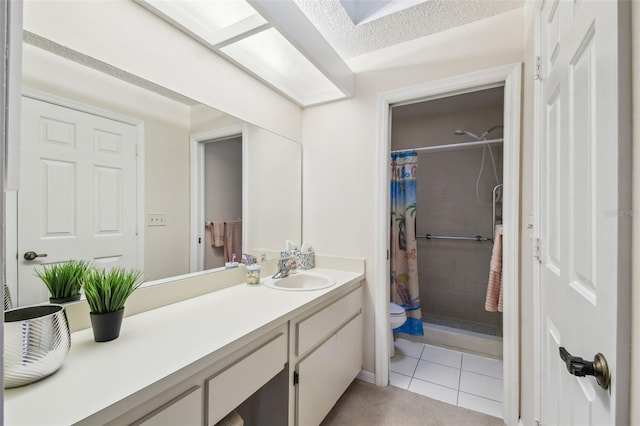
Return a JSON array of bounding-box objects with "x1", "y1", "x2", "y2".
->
[
  {"x1": 296, "y1": 287, "x2": 361, "y2": 356},
  {"x1": 206, "y1": 331, "x2": 287, "y2": 426},
  {"x1": 131, "y1": 386, "x2": 202, "y2": 426}
]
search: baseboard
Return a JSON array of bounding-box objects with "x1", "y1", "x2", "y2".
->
[{"x1": 356, "y1": 369, "x2": 376, "y2": 384}]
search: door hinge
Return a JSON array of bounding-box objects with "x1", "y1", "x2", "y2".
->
[
  {"x1": 534, "y1": 56, "x2": 542, "y2": 81},
  {"x1": 534, "y1": 237, "x2": 542, "y2": 263},
  {"x1": 293, "y1": 371, "x2": 299, "y2": 385},
  {"x1": 198, "y1": 237, "x2": 202, "y2": 244},
  {"x1": 387, "y1": 249, "x2": 389, "y2": 260},
  {"x1": 135, "y1": 224, "x2": 139, "y2": 236}
]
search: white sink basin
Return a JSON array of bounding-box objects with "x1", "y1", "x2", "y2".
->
[{"x1": 263, "y1": 272, "x2": 336, "y2": 291}]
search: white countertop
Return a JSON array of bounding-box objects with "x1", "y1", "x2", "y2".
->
[{"x1": 4, "y1": 268, "x2": 363, "y2": 426}]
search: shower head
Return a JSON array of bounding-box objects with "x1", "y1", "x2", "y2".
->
[
  {"x1": 454, "y1": 129, "x2": 482, "y2": 141},
  {"x1": 480, "y1": 125, "x2": 504, "y2": 139},
  {"x1": 455, "y1": 125, "x2": 503, "y2": 141}
]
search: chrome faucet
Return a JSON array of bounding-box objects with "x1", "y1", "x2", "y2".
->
[{"x1": 272, "y1": 257, "x2": 295, "y2": 279}]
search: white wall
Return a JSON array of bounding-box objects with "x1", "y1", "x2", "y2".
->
[
  {"x1": 21, "y1": 0, "x2": 302, "y2": 142},
  {"x1": 302, "y1": 9, "x2": 524, "y2": 374},
  {"x1": 245, "y1": 125, "x2": 302, "y2": 254}
]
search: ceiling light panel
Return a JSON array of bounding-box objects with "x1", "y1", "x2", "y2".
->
[
  {"x1": 137, "y1": 0, "x2": 350, "y2": 106},
  {"x1": 171, "y1": 0, "x2": 261, "y2": 31},
  {"x1": 137, "y1": 0, "x2": 268, "y2": 47},
  {"x1": 220, "y1": 28, "x2": 345, "y2": 105}
]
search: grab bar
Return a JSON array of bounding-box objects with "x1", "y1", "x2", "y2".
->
[{"x1": 417, "y1": 234, "x2": 492, "y2": 242}]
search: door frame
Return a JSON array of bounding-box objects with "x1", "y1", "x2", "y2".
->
[
  {"x1": 6, "y1": 88, "x2": 145, "y2": 304},
  {"x1": 374, "y1": 63, "x2": 522, "y2": 424},
  {"x1": 189, "y1": 124, "x2": 248, "y2": 273}
]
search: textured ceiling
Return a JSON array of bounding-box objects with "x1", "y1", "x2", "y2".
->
[{"x1": 294, "y1": 0, "x2": 523, "y2": 59}]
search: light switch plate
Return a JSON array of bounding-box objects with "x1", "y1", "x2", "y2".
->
[{"x1": 147, "y1": 213, "x2": 166, "y2": 227}]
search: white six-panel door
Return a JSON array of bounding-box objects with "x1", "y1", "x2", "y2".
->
[
  {"x1": 537, "y1": 0, "x2": 631, "y2": 424},
  {"x1": 18, "y1": 97, "x2": 138, "y2": 306}
]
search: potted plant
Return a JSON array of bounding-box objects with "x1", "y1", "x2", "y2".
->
[
  {"x1": 83, "y1": 267, "x2": 143, "y2": 342},
  {"x1": 35, "y1": 260, "x2": 91, "y2": 303}
]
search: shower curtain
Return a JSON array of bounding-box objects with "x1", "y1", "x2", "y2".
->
[{"x1": 390, "y1": 151, "x2": 424, "y2": 335}]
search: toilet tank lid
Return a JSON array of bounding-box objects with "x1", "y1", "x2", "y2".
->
[{"x1": 390, "y1": 303, "x2": 405, "y2": 314}]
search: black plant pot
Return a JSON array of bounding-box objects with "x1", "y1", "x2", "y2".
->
[
  {"x1": 90, "y1": 308, "x2": 125, "y2": 342},
  {"x1": 49, "y1": 294, "x2": 82, "y2": 304}
]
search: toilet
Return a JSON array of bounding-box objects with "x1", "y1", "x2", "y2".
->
[{"x1": 389, "y1": 302, "x2": 407, "y2": 357}]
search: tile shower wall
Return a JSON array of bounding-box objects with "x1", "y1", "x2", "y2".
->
[
  {"x1": 392, "y1": 89, "x2": 504, "y2": 333},
  {"x1": 418, "y1": 148, "x2": 502, "y2": 331}
]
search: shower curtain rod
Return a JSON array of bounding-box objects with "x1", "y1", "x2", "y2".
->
[{"x1": 391, "y1": 138, "x2": 503, "y2": 154}]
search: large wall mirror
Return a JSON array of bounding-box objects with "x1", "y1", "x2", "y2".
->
[{"x1": 6, "y1": 12, "x2": 302, "y2": 307}]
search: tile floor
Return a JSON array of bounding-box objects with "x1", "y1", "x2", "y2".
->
[{"x1": 390, "y1": 338, "x2": 503, "y2": 419}]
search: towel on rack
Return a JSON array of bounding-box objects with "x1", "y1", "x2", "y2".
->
[
  {"x1": 210, "y1": 221, "x2": 225, "y2": 247},
  {"x1": 223, "y1": 220, "x2": 242, "y2": 262},
  {"x1": 485, "y1": 225, "x2": 503, "y2": 312}
]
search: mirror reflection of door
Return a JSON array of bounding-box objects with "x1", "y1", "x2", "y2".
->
[
  {"x1": 18, "y1": 96, "x2": 139, "y2": 306},
  {"x1": 203, "y1": 136, "x2": 242, "y2": 270}
]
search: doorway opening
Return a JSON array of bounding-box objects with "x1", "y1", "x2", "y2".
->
[
  {"x1": 374, "y1": 63, "x2": 521, "y2": 424},
  {"x1": 203, "y1": 136, "x2": 243, "y2": 269},
  {"x1": 190, "y1": 125, "x2": 247, "y2": 273},
  {"x1": 389, "y1": 86, "x2": 505, "y2": 417}
]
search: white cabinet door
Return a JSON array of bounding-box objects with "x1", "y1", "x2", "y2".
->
[{"x1": 296, "y1": 313, "x2": 362, "y2": 426}]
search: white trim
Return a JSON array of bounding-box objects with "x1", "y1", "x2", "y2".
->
[
  {"x1": 189, "y1": 125, "x2": 246, "y2": 273},
  {"x1": 9, "y1": 88, "x2": 146, "y2": 283},
  {"x1": 532, "y1": 2, "x2": 543, "y2": 424},
  {"x1": 247, "y1": 0, "x2": 354, "y2": 98},
  {"x1": 5, "y1": 0, "x2": 22, "y2": 190},
  {"x1": 375, "y1": 63, "x2": 522, "y2": 425},
  {"x1": 5, "y1": 191, "x2": 18, "y2": 307},
  {"x1": 501, "y1": 63, "x2": 522, "y2": 426},
  {"x1": 356, "y1": 370, "x2": 376, "y2": 384}
]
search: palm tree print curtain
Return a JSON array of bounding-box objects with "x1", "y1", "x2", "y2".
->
[{"x1": 390, "y1": 151, "x2": 423, "y2": 335}]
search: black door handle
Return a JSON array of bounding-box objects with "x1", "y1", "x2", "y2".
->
[
  {"x1": 559, "y1": 346, "x2": 610, "y2": 390},
  {"x1": 23, "y1": 251, "x2": 48, "y2": 261}
]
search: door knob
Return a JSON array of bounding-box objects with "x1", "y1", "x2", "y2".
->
[
  {"x1": 559, "y1": 347, "x2": 610, "y2": 390},
  {"x1": 23, "y1": 251, "x2": 48, "y2": 261}
]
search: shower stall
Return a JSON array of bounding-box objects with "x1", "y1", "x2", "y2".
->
[{"x1": 391, "y1": 87, "x2": 505, "y2": 358}]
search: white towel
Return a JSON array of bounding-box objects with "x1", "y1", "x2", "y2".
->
[
  {"x1": 485, "y1": 225, "x2": 503, "y2": 312},
  {"x1": 216, "y1": 411, "x2": 244, "y2": 426}
]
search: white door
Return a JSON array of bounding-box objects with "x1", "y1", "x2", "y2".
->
[
  {"x1": 537, "y1": 0, "x2": 631, "y2": 424},
  {"x1": 18, "y1": 97, "x2": 138, "y2": 306}
]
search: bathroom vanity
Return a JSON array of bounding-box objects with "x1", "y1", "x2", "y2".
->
[{"x1": 4, "y1": 266, "x2": 364, "y2": 426}]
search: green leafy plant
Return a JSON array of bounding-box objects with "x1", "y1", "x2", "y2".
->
[
  {"x1": 35, "y1": 260, "x2": 92, "y2": 300},
  {"x1": 83, "y1": 268, "x2": 143, "y2": 314}
]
